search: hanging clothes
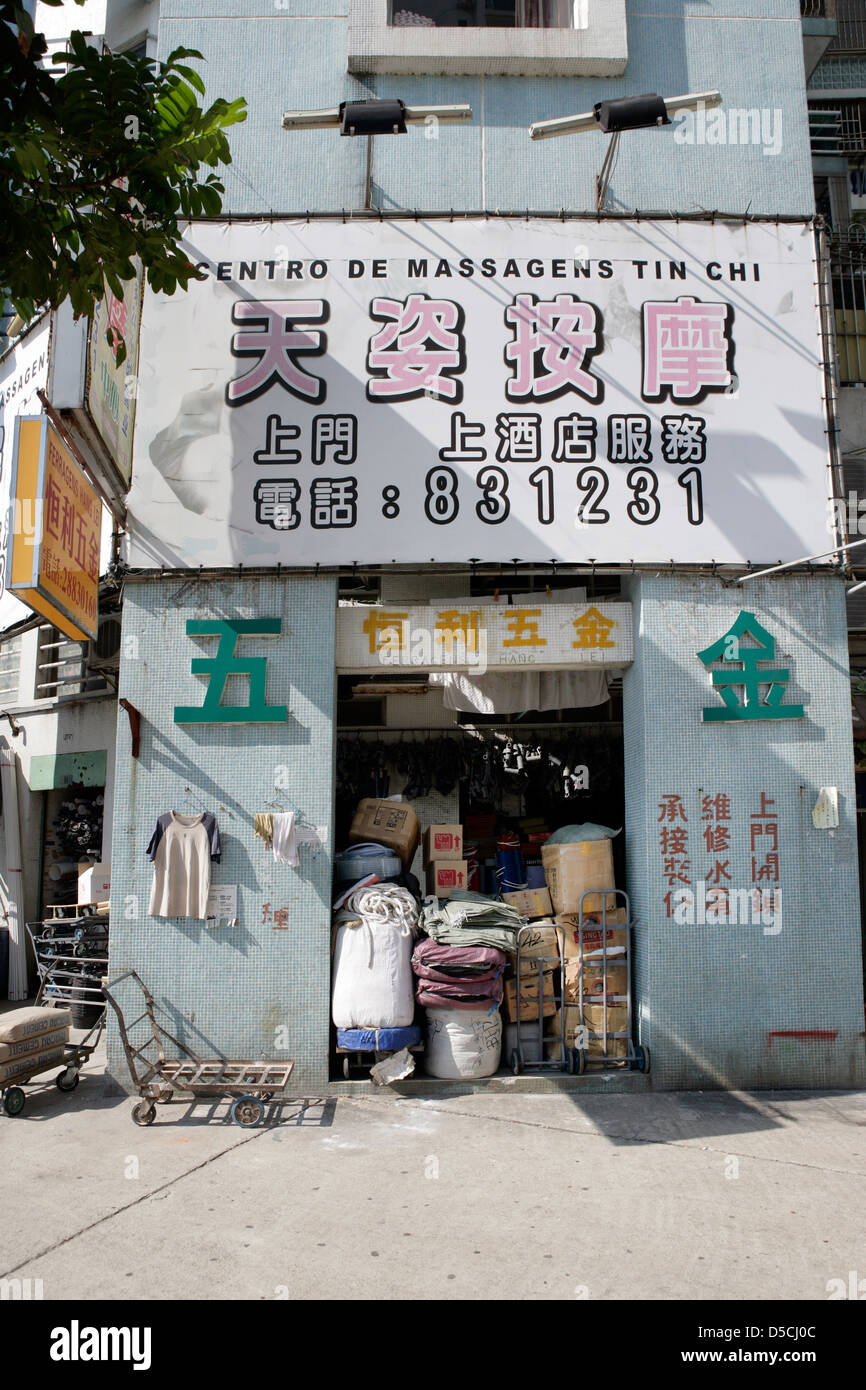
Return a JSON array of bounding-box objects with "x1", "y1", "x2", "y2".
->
[
  {"x1": 147, "y1": 812, "x2": 221, "y2": 920},
  {"x1": 254, "y1": 812, "x2": 274, "y2": 848},
  {"x1": 428, "y1": 668, "x2": 610, "y2": 714},
  {"x1": 272, "y1": 811, "x2": 299, "y2": 866}
]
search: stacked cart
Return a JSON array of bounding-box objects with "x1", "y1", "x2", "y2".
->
[{"x1": 27, "y1": 901, "x2": 109, "y2": 1028}]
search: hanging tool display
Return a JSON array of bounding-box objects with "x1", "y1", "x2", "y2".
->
[
  {"x1": 335, "y1": 731, "x2": 617, "y2": 806},
  {"x1": 52, "y1": 791, "x2": 104, "y2": 859}
]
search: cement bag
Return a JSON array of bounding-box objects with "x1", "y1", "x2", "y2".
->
[
  {"x1": 0, "y1": 1046, "x2": 66, "y2": 1084},
  {"x1": 0, "y1": 1006, "x2": 72, "y2": 1043},
  {"x1": 424, "y1": 1007, "x2": 502, "y2": 1079},
  {"x1": 0, "y1": 1026, "x2": 69, "y2": 1062},
  {"x1": 332, "y1": 918, "x2": 415, "y2": 1029}
]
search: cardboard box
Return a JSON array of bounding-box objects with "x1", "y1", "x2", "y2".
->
[
  {"x1": 423, "y1": 824, "x2": 463, "y2": 864},
  {"x1": 507, "y1": 922, "x2": 562, "y2": 965},
  {"x1": 583, "y1": 1002, "x2": 629, "y2": 1058},
  {"x1": 426, "y1": 860, "x2": 468, "y2": 898},
  {"x1": 547, "y1": 1004, "x2": 629, "y2": 1059},
  {"x1": 564, "y1": 957, "x2": 628, "y2": 1004},
  {"x1": 548, "y1": 1004, "x2": 583, "y2": 1049},
  {"x1": 560, "y1": 908, "x2": 628, "y2": 928},
  {"x1": 78, "y1": 862, "x2": 110, "y2": 905},
  {"x1": 541, "y1": 840, "x2": 616, "y2": 916},
  {"x1": 503, "y1": 969, "x2": 556, "y2": 1023},
  {"x1": 556, "y1": 917, "x2": 627, "y2": 959},
  {"x1": 349, "y1": 799, "x2": 420, "y2": 869},
  {"x1": 502, "y1": 887, "x2": 553, "y2": 920}
]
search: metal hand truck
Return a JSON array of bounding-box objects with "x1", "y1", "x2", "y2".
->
[
  {"x1": 509, "y1": 921, "x2": 573, "y2": 1074},
  {"x1": 573, "y1": 889, "x2": 649, "y2": 1074},
  {"x1": 104, "y1": 969, "x2": 296, "y2": 1127}
]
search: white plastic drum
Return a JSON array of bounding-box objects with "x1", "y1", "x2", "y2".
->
[{"x1": 424, "y1": 1007, "x2": 502, "y2": 1079}]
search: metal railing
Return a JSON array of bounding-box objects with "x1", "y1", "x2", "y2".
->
[
  {"x1": 829, "y1": 0, "x2": 866, "y2": 50},
  {"x1": 35, "y1": 629, "x2": 107, "y2": 700},
  {"x1": 0, "y1": 635, "x2": 22, "y2": 703},
  {"x1": 801, "y1": 0, "x2": 833, "y2": 18},
  {"x1": 830, "y1": 228, "x2": 866, "y2": 383},
  {"x1": 810, "y1": 100, "x2": 866, "y2": 153}
]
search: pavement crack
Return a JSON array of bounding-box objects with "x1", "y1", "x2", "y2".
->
[{"x1": 0, "y1": 1127, "x2": 269, "y2": 1280}]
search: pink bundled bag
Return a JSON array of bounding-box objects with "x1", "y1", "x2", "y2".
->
[
  {"x1": 412, "y1": 938, "x2": 505, "y2": 981},
  {"x1": 412, "y1": 939, "x2": 505, "y2": 1009}
]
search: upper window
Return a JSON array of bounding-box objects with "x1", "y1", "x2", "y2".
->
[
  {"x1": 350, "y1": 0, "x2": 627, "y2": 76},
  {"x1": 391, "y1": 1, "x2": 577, "y2": 27}
]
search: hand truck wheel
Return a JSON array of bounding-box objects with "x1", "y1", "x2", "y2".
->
[
  {"x1": 342, "y1": 1056, "x2": 351, "y2": 1079},
  {"x1": 132, "y1": 1101, "x2": 156, "y2": 1126},
  {"x1": 566, "y1": 1049, "x2": 576, "y2": 1075},
  {"x1": 231, "y1": 1095, "x2": 264, "y2": 1128},
  {"x1": 55, "y1": 1067, "x2": 80, "y2": 1092},
  {"x1": 635, "y1": 1045, "x2": 651, "y2": 1074},
  {"x1": 3, "y1": 1086, "x2": 26, "y2": 1116},
  {"x1": 575, "y1": 1048, "x2": 587, "y2": 1075},
  {"x1": 511, "y1": 1050, "x2": 522, "y2": 1077}
]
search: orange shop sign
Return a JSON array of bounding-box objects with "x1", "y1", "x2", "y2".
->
[{"x1": 6, "y1": 416, "x2": 100, "y2": 641}]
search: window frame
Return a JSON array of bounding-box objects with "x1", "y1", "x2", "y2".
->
[{"x1": 348, "y1": 0, "x2": 628, "y2": 77}]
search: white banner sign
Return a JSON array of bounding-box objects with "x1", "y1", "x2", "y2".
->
[
  {"x1": 127, "y1": 218, "x2": 831, "y2": 568},
  {"x1": 336, "y1": 601, "x2": 632, "y2": 671}
]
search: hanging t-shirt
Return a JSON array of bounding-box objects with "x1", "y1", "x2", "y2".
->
[{"x1": 147, "y1": 812, "x2": 221, "y2": 919}]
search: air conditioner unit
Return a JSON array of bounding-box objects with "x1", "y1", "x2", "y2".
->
[{"x1": 88, "y1": 614, "x2": 122, "y2": 671}]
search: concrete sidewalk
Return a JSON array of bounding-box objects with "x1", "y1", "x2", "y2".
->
[{"x1": 1, "y1": 1032, "x2": 865, "y2": 1301}]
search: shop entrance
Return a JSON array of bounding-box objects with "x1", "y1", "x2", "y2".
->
[{"x1": 331, "y1": 577, "x2": 629, "y2": 1083}]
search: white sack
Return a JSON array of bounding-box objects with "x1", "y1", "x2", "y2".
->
[
  {"x1": 331, "y1": 918, "x2": 415, "y2": 1029},
  {"x1": 424, "y1": 1007, "x2": 502, "y2": 1079}
]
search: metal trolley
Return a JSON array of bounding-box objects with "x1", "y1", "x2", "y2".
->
[
  {"x1": 104, "y1": 969, "x2": 295, "y2": 1127},
  {"x1": 27, "y1": 909, "x2": 108, "y2": 1028},
  {"x1": 573, "y1": 889, "x2": 650, "y2": 1075},
  {"x1": 509, "y1": 921, "x2": 574, "y2": 1075},
  {"x1": 0, "y1": 961, "x2": 106, "y2": 1116}
]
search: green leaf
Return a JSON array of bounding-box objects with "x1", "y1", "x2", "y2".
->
[
  {"x1": 0, "y1": 34, "x2": 243, "y2": 333},
  {"x1": 173, "y1": 64, "x2": 206, "y2": 96}
]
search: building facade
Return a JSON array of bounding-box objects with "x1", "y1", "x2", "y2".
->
[{"x1": 79, "y1": 0, "x2": 866, "y2": 1093}]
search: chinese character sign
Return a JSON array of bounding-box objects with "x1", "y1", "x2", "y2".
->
[
  {"x1": 0, "y1": 319, "x2": 49, "y2": 630},
  {"x1": 697, "y1": 612, "x2": 805, "y2": 723},
  {"x1": 174, "y1": 619, "x2": 289, "y2": 724},
  {"x1": 6, "y1": 416, "x2": 101, "y2": 641},
  {"x1": 37, "y1": 428, "x2": 101, "y2": 637},
  {"x1": 128, "y1": 218, "x2": 831, "y2": 570},
  {"x1": 663, "y1": 791, "x2": 783, "y2": 931},
  {"x1": 336, "y1": 602, "x2": 632, "y2": 671}
]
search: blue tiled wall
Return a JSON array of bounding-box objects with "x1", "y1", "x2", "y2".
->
[
  {"x1": 623, "y1": 572, "x2": 866, "y2": 1090},
  {"x1": 107, "y1": 575, "x2": 336, "y2": 1093},
  {"x1": 157, "y1": 1, "x2": 814, "y2": 217}
]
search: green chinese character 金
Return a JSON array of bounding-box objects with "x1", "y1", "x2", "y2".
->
[{"x1": 697, "y1": 611, "x2": 804, "y2": 724}]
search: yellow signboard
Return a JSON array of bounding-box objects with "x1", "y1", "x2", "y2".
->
[{"x1": 6, "y1": 416, "x2": 100, "y2": 642}]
